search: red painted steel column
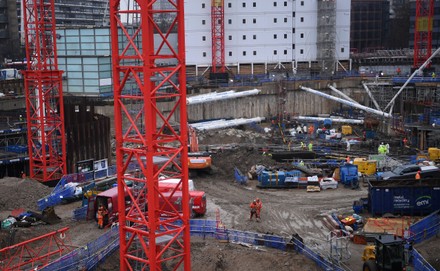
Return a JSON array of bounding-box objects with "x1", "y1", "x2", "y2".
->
[
  {"x1": 413, "y1": 0, "x2": 434, "y2": 68},
  {"x1": 22, "y1": 0, "x2": 67, "y2": 183},
  {"x1": 109, "y1": 0, "x2": 191, "y2": 270},
  {"x1": 211, "y1": 0, "x2": 225, "y2": 73}
]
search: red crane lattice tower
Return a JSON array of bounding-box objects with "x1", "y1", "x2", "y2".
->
[
  {"x1": 413, "y1": 0, "x2": 434, "y2": 68},
  {"x1": 211, "y1": 0, "x2": 226, "y2": 73},
  {"x1": 22, "y1": 0, "x2": 67, "y2": 183},
  {"x1": 109, "y1": 0, "x2": 191, "y2": 270}
]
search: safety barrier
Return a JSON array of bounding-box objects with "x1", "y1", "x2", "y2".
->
[
  {"x1": 42, "y1": 219, "x2": 344, "y2": 271},
  {"x1": 408, "y1": 210, "x2": 440, "y2": 244},
  {"x1": 41, "y1": 225, "x2": 120, "y2": 271},
  {"x1": 412, "y1": 249, "x2": 437, "y2": 271}
]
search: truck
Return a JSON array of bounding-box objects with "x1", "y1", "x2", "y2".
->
[
  {"x1": 91, "y1": 186, "x2": 196, "y2": 226},
  {"x1": 90, "y1": 181, "x2": 206, "y2": 224},
  {"x1": 379, "y1": 164, "x2": 440, "y2": 181}
]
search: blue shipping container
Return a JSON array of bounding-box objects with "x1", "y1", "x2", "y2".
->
[{"x1": 368, "y1": 180, "x2": 440, "y2": 216}]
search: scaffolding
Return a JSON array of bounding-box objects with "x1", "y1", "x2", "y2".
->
[{"x1": 317, "y1": 0, "x2": 336, "y2": 76}]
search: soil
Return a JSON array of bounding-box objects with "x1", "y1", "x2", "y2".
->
[{"x1": 0, "y1": 128, "x2": 439, "y2": 271}]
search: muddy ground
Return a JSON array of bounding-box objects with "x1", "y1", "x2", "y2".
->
[{"x1": 0, "y1": 128, "x2": 438, "y2": 271}]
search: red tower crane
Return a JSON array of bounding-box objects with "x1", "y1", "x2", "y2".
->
[
  {"x1": 109, "y1": 0, "x2": 191, "y2": 270},
  {"x1": 413, "y1": 0, "x2": 434, "y2": 69},
  {"x1": 211, "y1": 0, "x2": 226, "y2": 73},
  {"x1": 22, "y1": 0, "x2": 67, "y2": 184}
]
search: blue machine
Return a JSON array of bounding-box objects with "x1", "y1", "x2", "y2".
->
[
  {"x1": 339, "y1": 164, "x2": 359, "y2": 188},
  {"x1": 257, "y1": 170, "x2": 302, "y2": 188}
]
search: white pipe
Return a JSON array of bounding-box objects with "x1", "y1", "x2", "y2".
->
[
  {"x1": 300, "y1": 86, "x2": 392, "y2": 118},
  {"x1": 293, "y1": 116, "x2": 364, "y2": 124},
  {"x1": 327, "y1": 85, "x2": 359, "y2": 104},
  {"x1": 385, "y1": 47, "x2": 440, "y2": 113},
  {"x1": 189, "y1": 117, "x2": 265, "y2": 131},
  {"x1": 187, "y1": 89, "x2": 261, "y2": 105},
  {"x1": 361, "y1": 82, "x2": 381, "y2": 111}
]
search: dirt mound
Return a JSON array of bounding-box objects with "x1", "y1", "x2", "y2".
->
[{"x1": 0, "y1": 177, "x2": 52, "y2": 212}]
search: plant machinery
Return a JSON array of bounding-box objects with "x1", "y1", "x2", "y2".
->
[
  {"x1": 188, "y1": 126, "x2": 212, "y2": 175},
  {"x1": 362, "y1": 235, "x2": 406, "y2": 271}
]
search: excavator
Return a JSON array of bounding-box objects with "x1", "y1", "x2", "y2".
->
[
  {"x1": 188, "y1": 126, "x2": 212, "y2": 176},
  {"x1": 362, "y1": 235, "x2": 407, "y2": 271}
]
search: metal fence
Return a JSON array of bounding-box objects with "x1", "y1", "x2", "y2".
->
[{"x1": 42, "y1": 219, "x2": 344, "y2": 271}]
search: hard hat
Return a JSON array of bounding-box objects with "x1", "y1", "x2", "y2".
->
[{"x1": 253, "y1": 200, "x2": 256, "y2": 203}]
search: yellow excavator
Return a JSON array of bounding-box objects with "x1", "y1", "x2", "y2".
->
[{"x1": 362, "y1": 235, "x2": 406, "y2": 271}]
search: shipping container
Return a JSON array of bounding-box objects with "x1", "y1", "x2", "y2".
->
[
  {"x1": 368, "y1": 180, "x2": 440, "y2": 216},
  {"x1": 257, "y1": 170, "x2": 302, "y2": 188}
]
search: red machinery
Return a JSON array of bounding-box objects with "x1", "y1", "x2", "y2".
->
[
  {"x1": 413, "y1": 0, "x2": 434, "y2": 69},
  {"x1": 211, "y1": 0, "x2": 226, "y2": 73},
  {"x1": 22, "y1": 0, "x2": 67, "y2": 183},
  {"x1": 109, "y1": 0, "x2": 191, "y2": 270}
]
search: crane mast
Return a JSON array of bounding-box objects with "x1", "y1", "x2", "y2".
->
[
  {"x1": 109, "y1": 0, "x2": 191, "y2": 270},
  {"x1": 211, "y1": 0, "x2": 225, "y2": 73},
  {"x1": 22, "y1": 0, "x2": 67, "y2": 183},
  {"x1": 413, "y1": 0, "x2": 434, "y2": 69}
]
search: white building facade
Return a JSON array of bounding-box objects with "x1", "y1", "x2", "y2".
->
[{"x1": 184, "y1": 0, "x2": 350, "y2": 71}]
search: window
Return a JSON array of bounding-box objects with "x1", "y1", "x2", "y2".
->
[
  {"x1": 292, "y1": 28, "x2": 295, "y2": 33},
  {"x1": 300, "y1": 33, "x2": 304, "y2": 38},
  {"x1": 229, "y1": 51, "x2": 232, "y2": 56},
  {"x1": 243, "y1": 51, "x2": 246, "y2": 56},
  {"x1": 228, "y1": 35, "x2": 232, "y2": 40},
  {"x1": 253, "y1": 2, "x2": 256, "y2": 7},
  {"x1": 253, "y1": 18, "x2": 256, "y2": 24},
  {"x1": 284, "y1": 34, "x2": 287, "y2": 39},
  {"x1": 202, "y1": 36, "x2": 206, "y2": 41},
  {"x1": 253, "y1": 34, "x2": 256, "y2": 39},
  {"x1": 284, "y1": 50, "x2": 287, "y2": 55},
  {"x1": 228, "y1": 19, "x2": 232, "y2": 24},
  {"x1": 274, "y1": 50, "x2": 277, "y2": 55},
  {"x1": 292, "y1": 12, "x2": 295, "y2": 17},
  {"x1": 274, "y1": 34, "x2": 277, "y2": 39},
  {"x1": 243, "y1": 35, "x2": 246, "y2": 40},
  {"x1": 273, "y1": 1, "x2": 277, "y2": 7},
  {"x1": 202, "y1": 20, "x2": 206, "y2": 25},
  {"x1": 284, "y1": 1, "x2": 287, "y2": 6},
  {"x1": 300, "y1": 49, "x2": 304, "y2": 54},
  {"x1": 243, "y1": 19, "x2": 246, "y2": 24},
  {"x1": 253, "y1": 51, "x2": 257, "y2": 55},
  {"x1": 203, "y1": 52, "x2": 206, "y2": 57},
  {"x1": 300, "y1": 17, "x2": 304, "y2": 22},
  {"x1": 242, "y1": 2, "x2": 246, "y2": 7},
  {"x1": 228, "y1": 3, "x2": 231, "y2": 8},
  {"x1": 301, "y1": 1, "x2": 304, "y2": 6},
  {"x1": 284, "y1": 18, "x2": 287, "y2": 23},
  {"x1": 341, "y1": 48, "x2": 345, "y2": 53},
  {"x1": 274, "y1": 18, "x2": 277, "y2": 23},
  {"x1": 202, "y1": 3, "x2": 205, "y2": 8},
  {"x1": 292, "y1": 44, "x2": 295, "y2": 49}
]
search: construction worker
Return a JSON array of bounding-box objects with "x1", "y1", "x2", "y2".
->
[
  {"x1": 300, "y1": 141, "x2": 306, "y2": 150},
  {"x1": 346, "y1": 140, "x2": 351, "y2": 151},
  {"x1": 403, "y1": 137, "x2": 408, "y2": 147},
  {"x1": 396, "y1": 67, "x2": 401, "y2": 75},
  {"x1": 385, "y1": 143, "x2": 390, "y2": 154},
  {"x1": 21, "y1": 171, "x2": 26, "y2": 179},
  {"x1": 97, "y1": 204, "x2": 108, "y2": 229},
  {"x1": 308, "y1": 142, "x2": 313, "y2": 152},
  {"x1": 299, "y1": 160, "x2": 305, "y2": 166},
  {"x1": 255, "y1": 198, "x2": 262, "y2": 222},
  {"x1": 345, "y1": 156, "x2": 350, "y2": 163},
  {"x1": 415, "y1": 171, "x2": 421, "y2": 180},
  {"x1": 249, "y1": 200, "x2": 258, "y2": 221}
]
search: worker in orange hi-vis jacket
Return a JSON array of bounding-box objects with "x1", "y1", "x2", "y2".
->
[
  {"x1": 97, "y1": 205, "x2": 108, "y2": 229},
  {"x1": 255, "y1": 198, "x2": 262, "y2": 222}
]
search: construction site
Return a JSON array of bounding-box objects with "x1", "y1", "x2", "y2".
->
[{"x1": 1, "y1": 0, "x2": 440, "y2": 271}]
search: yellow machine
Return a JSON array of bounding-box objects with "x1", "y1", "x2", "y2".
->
[{"x1": 362, "y1": 235, "x2": 405, "y2": 271}]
